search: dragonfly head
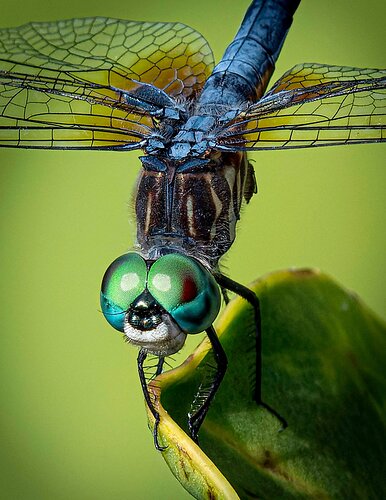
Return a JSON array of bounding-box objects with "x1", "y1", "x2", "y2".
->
[{"x1": 100, "y1": 251, "x2": 221, "y2": 356}]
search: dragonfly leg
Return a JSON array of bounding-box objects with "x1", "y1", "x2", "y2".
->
[
  {"x1": 188, "y1": 325, "x2": 228, "y2": 443},
  {"x1": 214, "y1": 273, "x2": 288, "y2": 430},
  {"x1": 137, "y1": 349, "x2": 167, "y2": 451},
  {"x1": 155, "y1": 356, "x2": 165, "y2": 376},
  {"x1": 220, "y1": 286, "x2": 230, "y2": 304}
]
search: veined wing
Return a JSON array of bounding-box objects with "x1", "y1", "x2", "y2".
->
[
  {"x1": 0, "y1": 17, "x2": 214, "y2": 149},
  {"x1": 216, "y1": 63, "x2": 386, "y2": 151}
]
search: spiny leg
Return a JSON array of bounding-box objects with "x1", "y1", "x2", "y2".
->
[
  {"x1": 137, "y1": 349, "x2": 166, "y2": 451},
  {"x1": 188, "y1": 325, "x2": 228, "y2": 443},
  {"x1": 214, "y1": 272, "x2": 287, "y2": 430},
  {"x1": 155, "y1": 356, "x2": 164, "y2": 376}
]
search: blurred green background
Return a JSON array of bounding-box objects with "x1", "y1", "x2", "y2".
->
[{"x1": 0, "y1": 0, "x2": 384, "y2": 498}]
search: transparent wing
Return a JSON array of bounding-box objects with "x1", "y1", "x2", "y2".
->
[
  {"x1": 216, "y1": 63, "x2": 386, "y2": 150},
  {"x1": 0, "y1": 17, "x2": 214, "y2": 149}
]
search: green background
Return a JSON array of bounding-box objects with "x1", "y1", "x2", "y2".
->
[{"x1": 0, "y1": 1, "x2": 384, "y2": 498}]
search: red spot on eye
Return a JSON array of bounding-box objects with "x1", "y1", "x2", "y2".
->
[{"x1": 181, "y1": 276, "x2": 198, "y2": 303}]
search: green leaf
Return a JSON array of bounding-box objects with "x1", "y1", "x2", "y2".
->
[{"x1": 146, "y1": 269, "x2": 386, "y2": 499}]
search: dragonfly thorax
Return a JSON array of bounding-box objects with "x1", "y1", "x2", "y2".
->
[
  {"x1": 168, "y1": 115, "x2": 217, "y2": 160},
  {"x1": 135, "y1": 150, "x2": 257, "y2": 266},
  {"x1": 143, "y1": 112, "x2": 220, "y2": 160}
]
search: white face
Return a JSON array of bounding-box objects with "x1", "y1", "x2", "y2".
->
[{"x1": 123, "y1": 314, "x2": 187, "y2": 356}]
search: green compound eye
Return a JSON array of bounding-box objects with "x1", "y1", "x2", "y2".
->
[
  {"x1": 100, "y1": 253, "x2": 147, "y2": 331},
  {"x1": 148, "y1": 253, "x2": 221, "y2": 334}
]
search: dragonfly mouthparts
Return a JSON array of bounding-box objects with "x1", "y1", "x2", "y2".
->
[{"x1": 123, "y1": 313, "x2": 187, "y2": 357}]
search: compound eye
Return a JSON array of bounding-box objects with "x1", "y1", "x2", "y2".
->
[
  {"x1": 100, "y1": 253, "x2": 147, "y2": 331},
  {"x1": 147, "y1": 253, "x2": 220, "y2": 334}
]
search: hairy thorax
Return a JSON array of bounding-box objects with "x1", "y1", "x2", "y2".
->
[{"x1": 135, "y1": 151, "x2": 257, "y2": 266}]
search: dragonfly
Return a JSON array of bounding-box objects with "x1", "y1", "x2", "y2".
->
[{"x1": 0, "y1": 0, "x2": 385, "y2": 451}]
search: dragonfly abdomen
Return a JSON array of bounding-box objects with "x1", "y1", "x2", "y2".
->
[
  {"x1": 196, "y1": 0, "x2": 300, "y2": 111},
  {"x1": 168, "y1": 0, "x2": 300, "y2": 160}
]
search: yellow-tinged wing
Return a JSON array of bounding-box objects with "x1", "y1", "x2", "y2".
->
[
  {"x1": 217, "y1": 63, "x2": 386, "y2": 150},
  {"x1": 0, "y1": 17, "x2": 214, "y2": 149}
]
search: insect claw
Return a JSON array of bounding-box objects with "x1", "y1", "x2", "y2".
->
[
  {"x1": 259, "y1": 400, "x2": 288, "y2": 431},
  {"x1": 153, "y1": 419, "x2": 168, "y2": 452},
  {"x1": 188, "y1": 425, "x2": 200, "y2": 446}
]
